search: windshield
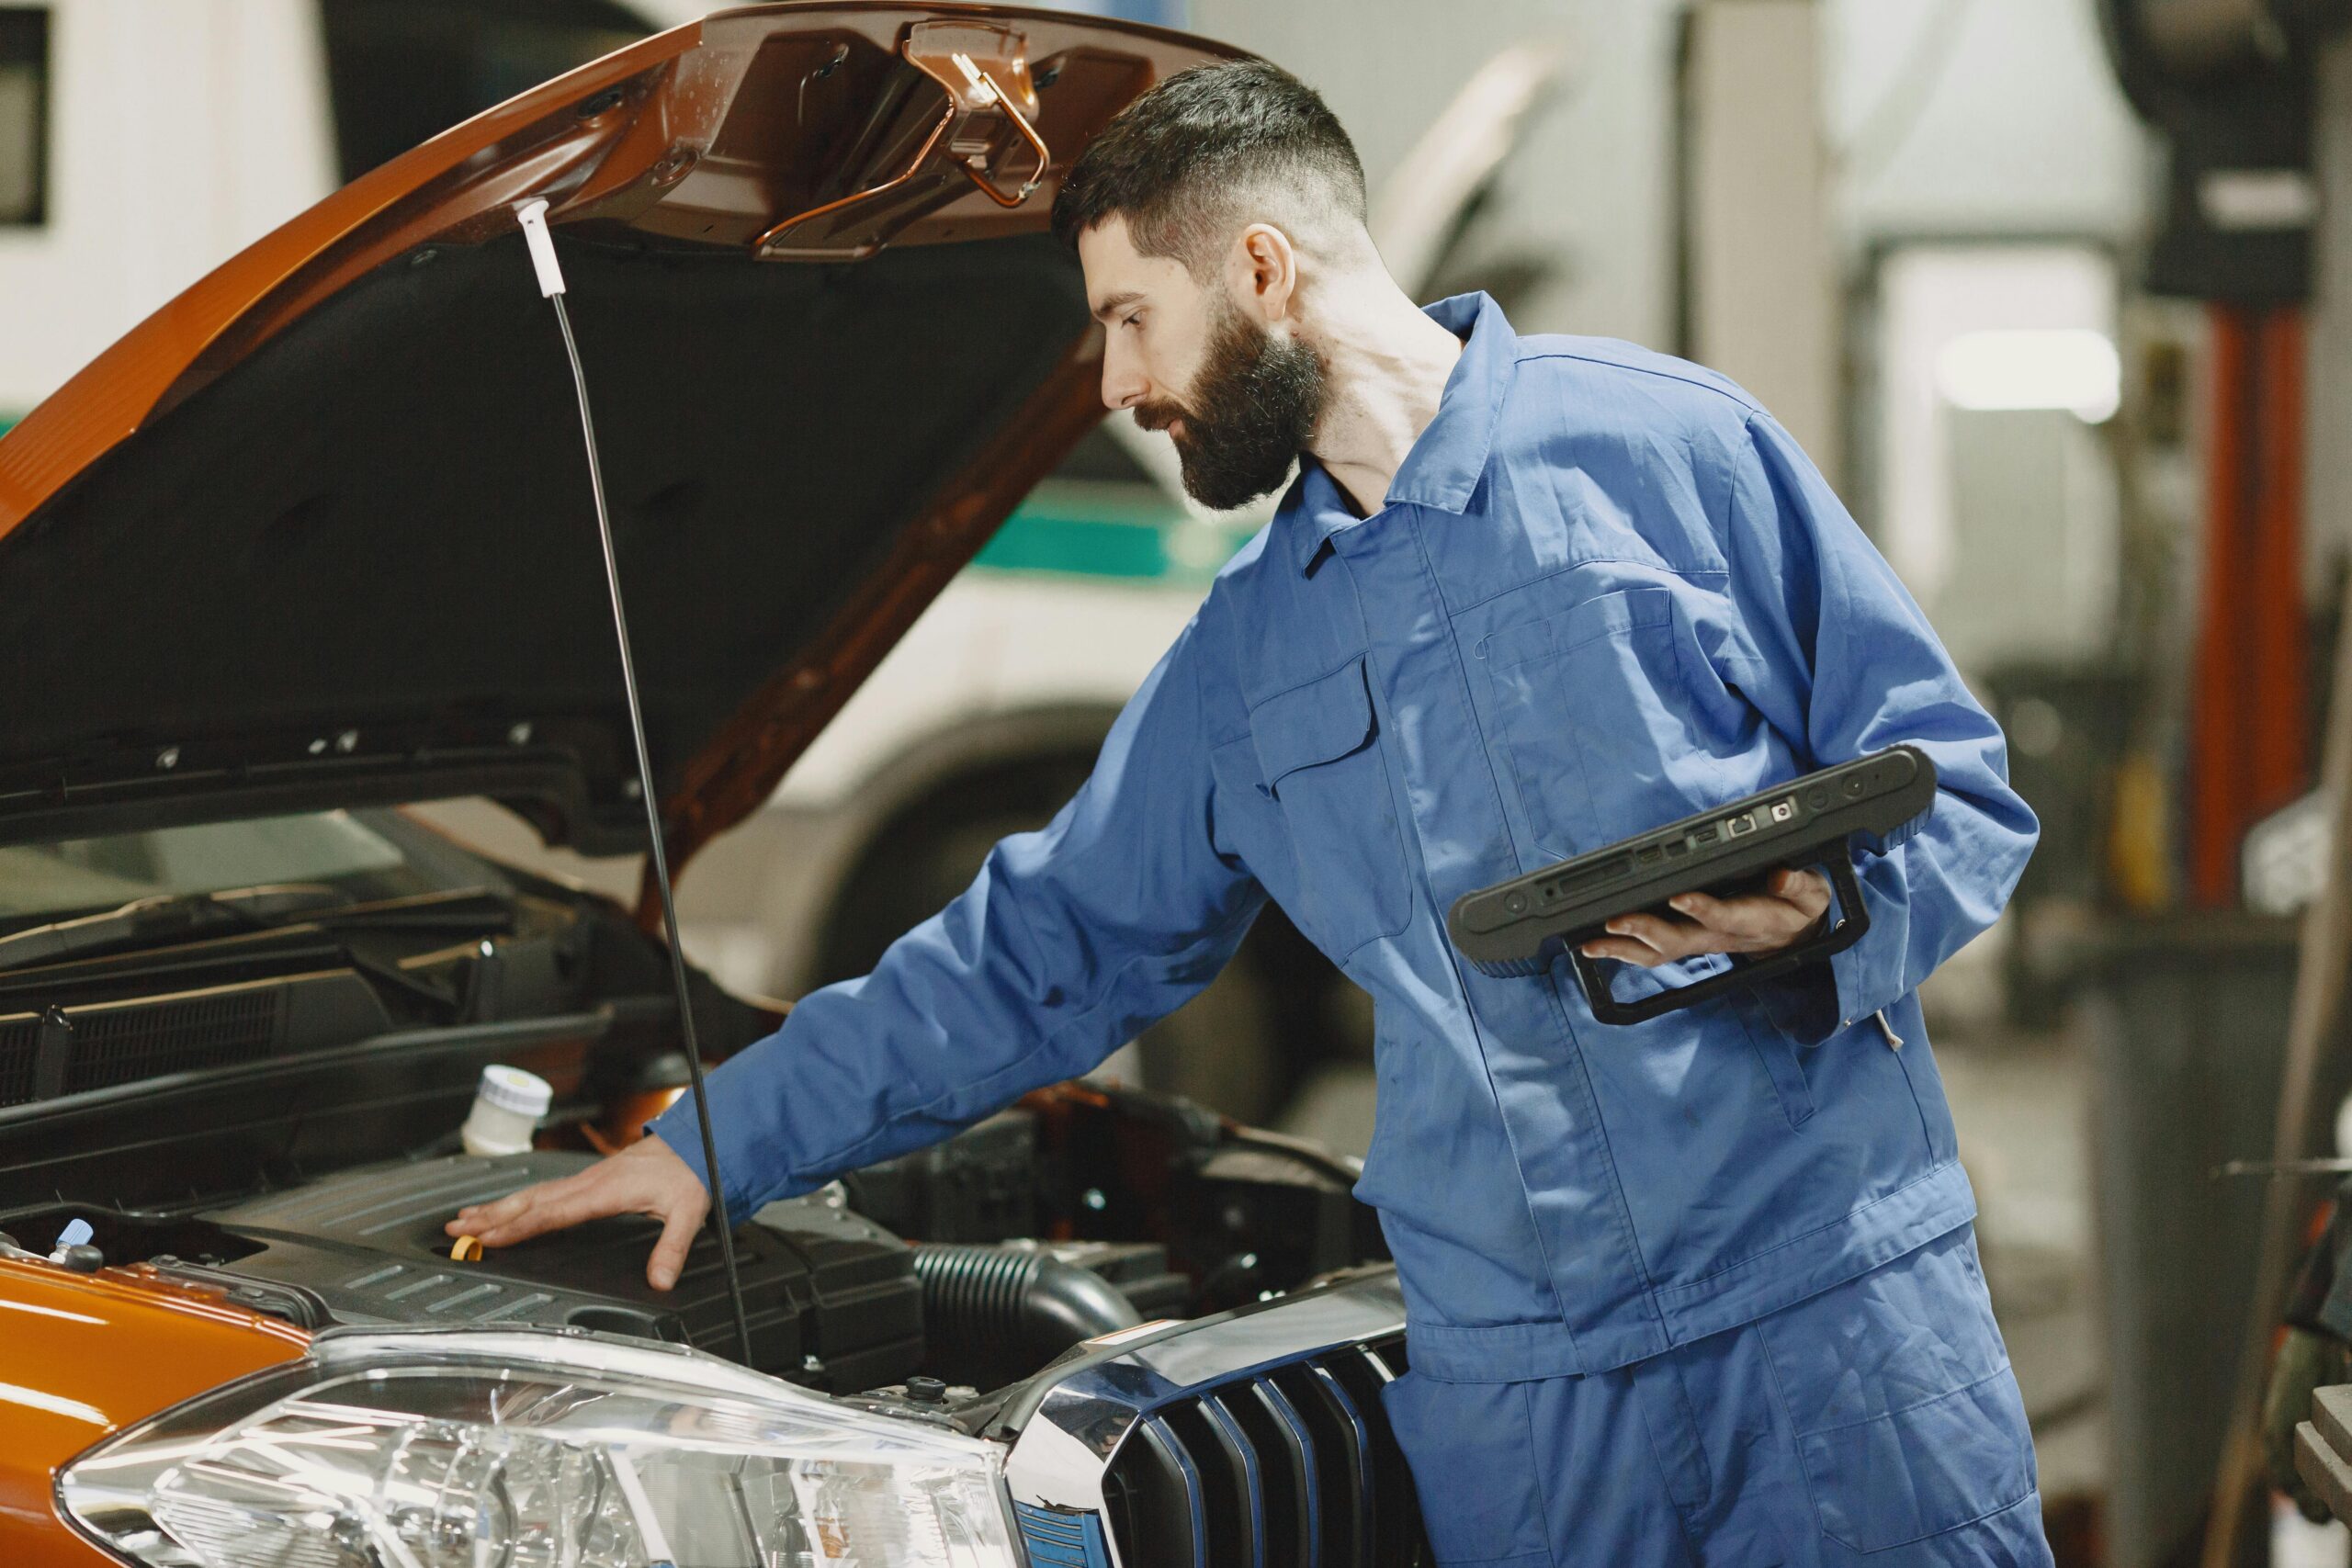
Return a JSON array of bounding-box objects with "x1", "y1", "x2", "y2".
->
[{"x1": 0, "y1": 810, "x2": 446, "y2": 928}]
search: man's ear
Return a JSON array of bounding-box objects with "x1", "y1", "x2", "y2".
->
[{"x1": 1227, "y1": 222, "x2": 1297, "y2": 325}]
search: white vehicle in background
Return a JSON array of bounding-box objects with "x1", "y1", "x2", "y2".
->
[
  {"x1": 0, "y1": 0, "x2": 652, "y2": 434},
  {"x1": 0, "y1": 0, "x2": 1562, "y2": 1131}
]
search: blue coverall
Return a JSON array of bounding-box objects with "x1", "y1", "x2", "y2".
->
[{"x1": 654, "y1": 292, "x2": 2051, "y2": 1565}]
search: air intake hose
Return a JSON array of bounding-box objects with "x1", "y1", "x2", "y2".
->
[{"x1": 910, "y1": 1243, "x2": 1141, "y2": 1369}]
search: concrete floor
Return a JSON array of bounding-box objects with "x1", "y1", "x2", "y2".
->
[{"x1": 1937, "y1": 1022, "x2": 2106, "y2": 1502}]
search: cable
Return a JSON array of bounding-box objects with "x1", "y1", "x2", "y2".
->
[{"x1": 520, "y1": 200, "x2": 754, "y2": 1365}]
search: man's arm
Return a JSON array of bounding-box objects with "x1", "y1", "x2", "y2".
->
[
  {"x1": 1727, "y1": 409, "x2": 2037, "y2": 1038},
  {"x1": 450, "y1": 618, "x2": 1263, "y2": 1283},
  {"x1": 1577, "y1": 409, "x2": 2037, "y2": 1031}
]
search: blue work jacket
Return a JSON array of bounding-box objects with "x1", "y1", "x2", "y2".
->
[{"x1": 654, "y1": 292, "x2": 2039, "y2": 1383}]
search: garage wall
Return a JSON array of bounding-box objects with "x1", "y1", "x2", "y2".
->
[
  {"x1": 1827, "y1": 0, "x2": 2149, "y2": 244},
  {"x1": 1192, "y1": 0, "x2": 1668, "y2": 345},
  {"x1": 1189, "y1": 0, "x2": 2148, "y2": 353}
]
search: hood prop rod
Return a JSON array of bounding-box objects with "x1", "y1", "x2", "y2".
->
[{"x1": 517, "y1": 198, "x2": 753, "y2": 1365}]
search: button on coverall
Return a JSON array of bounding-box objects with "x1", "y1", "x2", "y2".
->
[{"x1": 654, "y1": 293, "x2": 2051, "y2": 1564}]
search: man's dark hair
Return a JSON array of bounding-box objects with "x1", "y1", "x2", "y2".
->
[{"x1": 1050, "y1": 59, "x2": 1368, "y2": 273}]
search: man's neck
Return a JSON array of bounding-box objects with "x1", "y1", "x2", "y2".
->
[{"x1": 1302, "y1": 275, "x2": 1466, "y2": 517}]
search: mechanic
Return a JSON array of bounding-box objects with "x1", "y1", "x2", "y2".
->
[{"x1": 453, "y1": 61, "x2": 2047, "y2": 1566}]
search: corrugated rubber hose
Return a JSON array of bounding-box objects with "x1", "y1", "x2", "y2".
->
[{"x1": 911, "y1": 1244, "x2": 1141, "y2": 1368}]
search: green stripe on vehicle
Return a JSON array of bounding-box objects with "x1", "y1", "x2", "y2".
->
[
  {"x1": 976, "y1": 507, "x2": 1170, "y2": 579},
  {"x1": 974, "y1": 483, "x2": 1256, "y2": 584}
]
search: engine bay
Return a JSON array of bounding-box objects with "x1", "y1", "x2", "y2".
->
[
  {"x1": 0, "y1": 827, "x2": 1388, "y2": 1403},
  {"x1": 1, "y1": 1082, "x2": 1385, "y2": 1399}
]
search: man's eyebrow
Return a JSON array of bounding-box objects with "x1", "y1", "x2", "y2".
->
[{"x1": 1090, "y1": 290, "x2": 1146, "y2": 322}]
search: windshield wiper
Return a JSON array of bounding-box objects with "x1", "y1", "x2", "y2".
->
[
  {"x1": 0, "y1": 885, "x2": 512, "y2": 973},
  {"x1": 0, "y1": 884, "x2": 352, "y2": 970}
]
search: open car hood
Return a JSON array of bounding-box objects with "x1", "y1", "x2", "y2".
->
[{"x1": 0, "y1": 3, "x2": 1235, "y2": 867}]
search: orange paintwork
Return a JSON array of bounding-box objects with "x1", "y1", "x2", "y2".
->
[
  {"x1": 0, "y1": 3, "x2": 1227, "y2": 536},
  {"x1": 0, "y1": 1, "x2": 1234, "y2": 897},
  {"x1": 0, "y1": 13, "x2": 1238, "y2": 1559},
  {"x1": 582, "y1": 1083, "x2": 691, "y2": 1153},
  {"x1": 0, "y1": 28, "x2": 693, "y2": 534},
  {"x1": 0, "y1": 1258, "x2": 307, "y2": 1566}
]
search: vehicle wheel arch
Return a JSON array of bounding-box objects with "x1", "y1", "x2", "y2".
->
[
  {"x1": 763, "y1": 702, "x2": 1363, "y2": 1131},
  {"x1": 771, "y1": 702, "x2": 1127, "y2": 997}
]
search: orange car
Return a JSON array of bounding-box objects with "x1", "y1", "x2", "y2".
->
[{"x1": 0, "y1": 6, "x2": 1429, "y2": 1565}]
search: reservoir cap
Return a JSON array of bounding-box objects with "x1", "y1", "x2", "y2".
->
[{"x1": 476, "y1": 1065, "x2": 553, "y2": 1118}]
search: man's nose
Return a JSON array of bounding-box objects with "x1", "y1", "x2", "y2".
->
[{"x1": 1100, "y1": 340, "x2": 1148, "y2": 411}]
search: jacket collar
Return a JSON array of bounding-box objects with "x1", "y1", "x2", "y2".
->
[{"x1": 1282, "y1": 290, "x2": 1517, "y2": 574}]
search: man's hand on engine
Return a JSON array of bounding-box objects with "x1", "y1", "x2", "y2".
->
[
  {"x1": 446, "y1": 1134, "x2": 711, "y2": 1291},
  {"x1": 1577, "y1": 867, "x2": 1834, "y2": 968}
]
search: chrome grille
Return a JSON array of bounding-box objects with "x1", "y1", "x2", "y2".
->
[{"x1": 1102, "y1": 1336, "x2": 1430, "y2": 1568}]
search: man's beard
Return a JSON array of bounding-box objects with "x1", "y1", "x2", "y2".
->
[{"x1": 1136, "y1": 301, "x2": 1327, "y2": 512}]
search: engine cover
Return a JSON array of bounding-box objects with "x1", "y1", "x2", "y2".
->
[{"x1": 187, "y1": 1152, "x2": 923, "y2": 1393}]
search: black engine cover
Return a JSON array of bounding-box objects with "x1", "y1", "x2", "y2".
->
[{"x1": 192, "y1": 1152, "x2": 923, "y2": 1393}]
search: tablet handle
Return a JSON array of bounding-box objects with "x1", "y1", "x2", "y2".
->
[{"x1": 1568, "y1": 852, "x2": 1870, "y2": 1026}]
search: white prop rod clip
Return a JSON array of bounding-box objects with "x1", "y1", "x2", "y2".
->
[{"x1": 517, "y1": 198, "x2": 568, "y2": 299}]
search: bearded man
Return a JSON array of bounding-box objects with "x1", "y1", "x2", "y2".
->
[{"x1": 454, "y1": 60, "x2": 2048, "y2": 1567}]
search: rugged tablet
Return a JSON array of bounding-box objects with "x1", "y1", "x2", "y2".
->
[{"x1": 1447, "y1": 746, "x2": 1938, "y2": 1023}]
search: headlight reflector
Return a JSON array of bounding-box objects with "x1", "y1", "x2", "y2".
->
[{"x1": 60, "y1": 1328, "x2": 1019, "y2": 1568}]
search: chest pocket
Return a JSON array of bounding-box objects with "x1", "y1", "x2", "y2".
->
[
  {"x1": 1480, "y1": 584, "x2": 1756, "y2": 863},
  {"x1": 1240, "y1": 655, "x2": 1412, "y2": 960}
]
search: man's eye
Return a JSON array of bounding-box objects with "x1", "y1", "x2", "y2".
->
[{"x1": 1121, "y1": 312, "x2": 1143, "y2": 331}]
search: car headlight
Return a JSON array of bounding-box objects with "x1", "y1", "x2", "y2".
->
[{"x1": 59, "y1": 1327, "x2": 1019, "y2": 1568}]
